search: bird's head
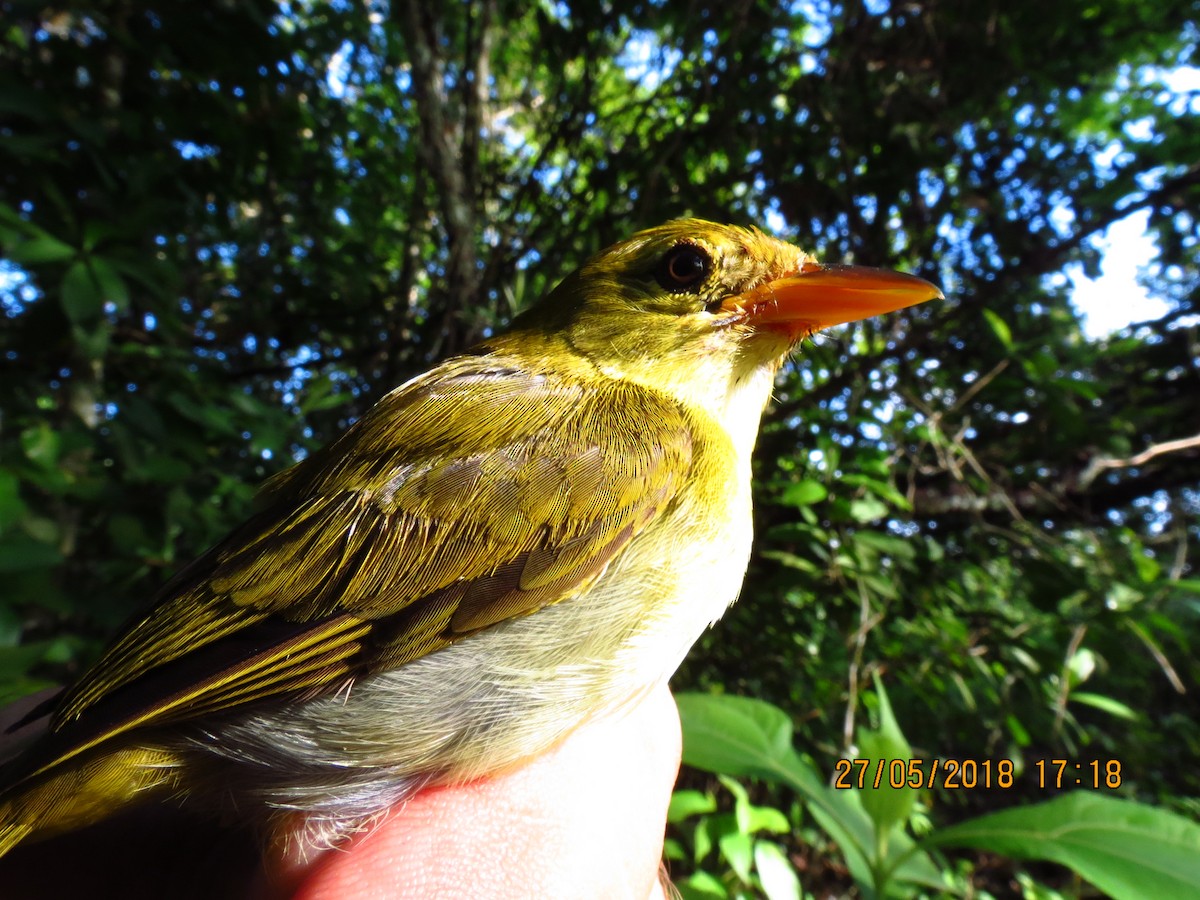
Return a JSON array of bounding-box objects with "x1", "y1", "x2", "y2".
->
[{"x1": 513, "y1": 219, "x2": 941, "y2": 434}]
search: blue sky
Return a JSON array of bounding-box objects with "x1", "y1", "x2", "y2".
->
[
  {"x1": 1069, "y1": 64, "x2": 1198, "y2": 338},
  {"x1": 1069, "y1": 211, "x2": 1167, "y2": 338}
]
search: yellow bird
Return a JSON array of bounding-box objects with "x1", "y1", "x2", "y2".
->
[{"x1": 0, "y1": 219, "x2": 940, "y2": 856}]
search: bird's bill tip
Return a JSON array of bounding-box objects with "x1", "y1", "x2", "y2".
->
[{"x1": 727, "y1": 263, "x2": 944, "y2": 332}]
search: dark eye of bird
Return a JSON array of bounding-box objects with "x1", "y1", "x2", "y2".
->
[{"x1": 655, "y1": 244, "x2": 711, "y2": 292}]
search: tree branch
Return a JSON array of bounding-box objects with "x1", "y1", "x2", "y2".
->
[{"x1": 1078, "y1": 432, "x2": 1200, "y2": 491}]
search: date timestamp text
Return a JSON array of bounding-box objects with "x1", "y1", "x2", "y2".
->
[{"x1": 833, "y1": 758, "x2": 1123, "y2": 790}]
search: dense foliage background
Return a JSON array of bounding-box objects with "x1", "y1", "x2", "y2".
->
[{"x1": 1, "y1": 1, "x2": 1197, "y2": 895}]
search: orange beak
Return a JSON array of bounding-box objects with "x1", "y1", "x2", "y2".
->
[{"x1": 726, "y1": 263, "x2": 943, "y2": 333}]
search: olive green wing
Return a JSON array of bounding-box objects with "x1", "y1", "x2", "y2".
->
[{"x1": 28, "y1": 356, "x2": 693, "y2": 779}]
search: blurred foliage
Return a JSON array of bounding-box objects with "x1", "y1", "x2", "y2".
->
[{"x1": 1, "y1": 0, "x2": 1198, "y2": 894}]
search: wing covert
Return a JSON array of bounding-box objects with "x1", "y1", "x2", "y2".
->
[{"x1": 49, "y1": 355, "x2": 695, "y2": 752}]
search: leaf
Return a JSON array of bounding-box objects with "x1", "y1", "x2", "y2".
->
[
  {"x1": 61, "y1": 260, "x2": 104, "y2": 324},
  {"x1": 857, "y1": 675, "x2": 918, "y2": 837},
  {"x1": 932, "y1": 793, "x2": 1200, "y2": 899},
  {"x1": 677, "y1": 693, "x2": 798, "y2": 779},
  {"x1": 754, "y1": 841, "x2": 802, "y2": 900},
  {"x1": 1130, "y1": 549, "x2": 1160, "y2": 584},
  {"x1": 71, "y1": 321, "x2": 111, "y2": 361},
  {"x1": 746, "y1": 804, "x2": 790, "y2": 835},
  {"x1": 760, "y1": 549, "x2": 821, "y2": 574},
  {"x1": 1070, "y1": 692, "x2": 1138, "y2": 720},
  {"x1": 0, "y1": 535, "x2": 62, "y2": 573},
  {"x1": 848, "y1": 496, "x2": 888, "y2": 523},
  {"x1": 839, "y1": 474, "x2": 913, "y2": 511},
  {"x1": 1066, "y1": 647, "x2": 1096, "y2": 686},
  {"x1": 107, "y1": 514, "x2": 151, "y2": 555},
  {"x1": 83, "y1": 220, "x2": 124, "y2": 252},
  {"x1": 1006, "y1": 714, "x2": 1032, "y2": 747},
  {"x1": 20, "y1": 423, "x2": 60, "y2": 468},
  {"x1": 0, "y1": 469, "x2": 28, "y2": 530},
  {"x1": 88, "y1": 256, "x2": 131, "y2": 312},
  {"x1": 718, "y1": 830, "x2": 754, "y2": 883},
  {"x1": 668, "y1": 789, "x2": 717, "y2": 823},
  {"x1": 676, "y1": 870, "x2": 728, "y2": 900},
  {"x1": 982, "y1": 308, "x2": 1014, "y2": 350},
  {"x1": 718, "y1": 775, "x2": 753, "y2": 834},
  {"x1": 0, "y1": 642, "x2": 55, "y2": 680},
  {"x1": 301, "y1": 375, "x2": 352, "y2": 413},
  {"x1": 7, "y1": 234, "x2": 76, "y2": 265},
  {"x1": 0, "y1": 605, "x2": 22, "y2": 646},
  {"x1": 1054, "y1": 375, "x2": 1100, "y2": 401},
  {"x1": 853, "y1": 530, "x2": 917, "y2": 563},
  {"x1": 662, "y1": 837, "x2": 687, "y2": 862},
  {"x1": 780, "y1": 480, "x2": 827, "y2": 507}
]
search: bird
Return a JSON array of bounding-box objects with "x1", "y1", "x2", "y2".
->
[{"x1": 0, "y1": 219, "x2": 940, "y2": 859}]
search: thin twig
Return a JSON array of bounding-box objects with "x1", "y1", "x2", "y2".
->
[{"x1": 1078, "y1": 432, "x2": 1200, "y2": 490}]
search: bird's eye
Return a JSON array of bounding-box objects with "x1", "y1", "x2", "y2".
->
[{"x1": 655, "y1": 244, "x2": 711, "y2": 292}]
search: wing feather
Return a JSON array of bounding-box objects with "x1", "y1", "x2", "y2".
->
[{"x1": 40, "y1": 351, "x2": 694, "y2": 776}]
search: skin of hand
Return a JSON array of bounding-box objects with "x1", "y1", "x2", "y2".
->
[{"x1": 0, "y1": 685, "x2": 680, "y2": 899}]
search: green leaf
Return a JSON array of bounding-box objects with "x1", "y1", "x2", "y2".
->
[
  {"x1": 82, "y1": 220, "x2": 123, "y2": 252},
  {"x1": 982, "y1": 308, "x2": 1014, "y2": 350},
  {"x1": 759, "y1": 549, "x2": 821, "y2": 574},
  {"x1": 301, "y1": 375, "x2": 352, "y2": 413},
  {"x1": 780, "y1": 480, "x2": 827, "y2": 507},
  {"x1": 1070, "y1": 692, "x2": 1138, "y2": 720},
  {"x1": 853, "y1": 530, "x2": 917, "y2": 563},
  {"x1": 848, "y1": 496, "x2": 889, "y2": 523},
  {"x1": 1066, "y1": 647, "x2": 1096, "y2": 686},
  {"x1": 677, "y1": 694, "x2": 804, "y2": 778},
  {"x1": 668, "y1": 789, "x2": 718, "y2": 823},
  {"x1": 718, "y1": 774, "x2": 753, "y2": 834},
  {"x1": 0, "y1": 642, "x2": 54, "y2": 680},
  {"x1": 20, "y1": 423, "x2": 61, "y2": 468},
  {"x1": 676, "y1": 870, "x2": 729, "y2": 900},
  {"x1": 1130, "y1": 549, "x2": 1160, "y2": 584},
  {"x1": 7, "y1": 234, "x2": 76, "y2": 265},
  {"x1": 107, "y1": 514, "x2": 151, "y2": 555},
  {"x1": 754, "y1": 841, "x2": 802, "y2": 900},
  {"x1": 1054, "y1": 375, "x2": 1100, "y2": 401},
  {"x1": 0, "y1": 535, "x2": 62, "y2": 573},
  {"x1": 1006, "y1": 714, "x2": 1032, "y2": 747},
  {"x1": 718, "y1": 830, "x2": 755, "y2": 883},
  {"x1": 930, "y1": 793, "x2": 1200, "y2": 900},
  {"x1": 168, "y1": 392, "x2": 238, "y2": 436},
  {"x1": 839, "y1": 474, "x2": 913, "y2": 511},
  {"x1": 0, "y1": 604, "x2": 23, "y2": 647},
  {"x1": 856, "y1": 675, "x2": 918, "y2": 839},
  {"x1": 662, "y1": 837, "x2": 687, "y2": 862},
  {"x1": 746, "y1": 804, "x2": 790, "y2": 835},
  {"x1": 61, "y1": 259, "x2": 104, "y2": 324},
  {"x1": 88, "y1": 256, "x2": 131, "y2": 312},
  {"x1": 0, "y1": 469, "x2": 28, "y2": 530},
  {"x1": 71, "y1": 321, "x2": 111, "y2": 361},
  {"x1": 21, "y1": 515, "x2": 59, "y2": 545}
]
